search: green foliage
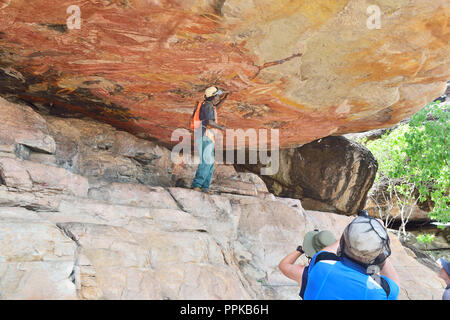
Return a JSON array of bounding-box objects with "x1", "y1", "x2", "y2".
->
[
  {"x1": 363, "y1": 101, "x2": 449, "y2": 224},
  {"x1": 416, "y1": 233, "x2": 435, "y2": 250}
]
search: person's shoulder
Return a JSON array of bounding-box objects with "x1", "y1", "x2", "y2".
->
[
  {"x1": 313, "y1": 251, "x2": 340, "y2": 261},
  {"x1": 202, "y1": 100, "x2": 214, "y2": 109},
  {"x1": 200, "y1": 100, "x2": 215, "y2": 120},
  {"x1": 309, "y1": 250, "x2": 325, "y2": 265},
  {"x1": 309, "y1": 251, "x2": 339, "y2": 268},
  {"x1": 200, "y1": 101, "x2": 214, "y2": 114}
]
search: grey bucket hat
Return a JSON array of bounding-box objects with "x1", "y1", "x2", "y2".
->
[
  {"x1": 342, "y1": 215, "x2": 390, "y2": 265},
  {"x1": 303, "y1": 230, "x2": 337, "y2": 258}
]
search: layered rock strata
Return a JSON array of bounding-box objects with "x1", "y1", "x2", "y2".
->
[
  {"x1": 0, "y1": 0, "x2": 448, "y2": 148},
  {"x1": 0, "y1": 98, "x2": 446, "y2": 300}
]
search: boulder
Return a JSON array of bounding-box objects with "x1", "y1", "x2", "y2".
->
[
  {"x1": 0, "y1": 97, "x2": 55, "y2": 154},
  {"x1": 236, "y1": 136, "x2": 378, "y2": 215},
  {"x1": 1, "y1": 178, "x2": 446, "y2": 299},
  {"x1": 43, "y1": 115, "x2": 174, "y2": 187},
  {"x1": 55, "y1": 221, "x2": 251, "y2": 300}
]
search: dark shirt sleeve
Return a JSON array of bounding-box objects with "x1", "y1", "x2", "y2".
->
[
  {"x1": 200, "y1": 101, "x2": 215, "y2": 121},
  {"x1": 299, "y1": 266, "x2": 309, "y2": 299}
]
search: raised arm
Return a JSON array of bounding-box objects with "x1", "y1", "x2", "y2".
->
[
  {"x1": 278, "y1": 250, "x2": 306, "y2": 286},
  {"x1": 215, "y1": 92, "x2": 229, "y2": 110}
]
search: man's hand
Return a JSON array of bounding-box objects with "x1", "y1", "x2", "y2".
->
[{"x1": 208, "y1": 120, "x2": 226, "y2": 131}]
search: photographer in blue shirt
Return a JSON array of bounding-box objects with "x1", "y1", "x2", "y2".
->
[{"x1": 279, "y1": 211, "x2": 400, "y2": 300}]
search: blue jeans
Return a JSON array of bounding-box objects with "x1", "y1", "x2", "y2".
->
[{"x1": 192, "y1": 136, "x2": 215, "y2": 189}]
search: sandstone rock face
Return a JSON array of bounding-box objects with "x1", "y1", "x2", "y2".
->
[
  {"x1": 0, "y1": 98, "x2": 267, "y2": 197},
  {"x1": 0, "y1": 1, "x2": 448, "y2": 148},
  {"x1": 0, "y1": 181, "x2": 445, "y2": 299},
  {"x1": 0, "y1": 97, "x2": 55, "y2": 154},
  {"x1": 237, "y1": 136, "x2": 378, "y2": 215},
  {"x1": 0, "y1": 100, "x2": 446, "y2": 300},
  {"x1": 365, "y1": 195, "x2": 431, "y2": 222},
  {"x1": 0, "y1": 207, "x2": 77, "y2": 300}
]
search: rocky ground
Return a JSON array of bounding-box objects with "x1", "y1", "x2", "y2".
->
[{"x1": 0, "y1": 98, "x2": 446, "y2": 300}]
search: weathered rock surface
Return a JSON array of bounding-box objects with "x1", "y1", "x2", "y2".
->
[
  {"x1": 366, "y1": 192, "x2": 431, "y2": 222},
  {"x1": 0, "y1": 97, "x2": 267, "y2": 197},
  {"x1": 0, "y1": 97, "x2": 55, "y2": 154},
  {"x1": 0, "y1": 1, "x2": 448, "y2": 148},
  {"x1": 0, "y1": 207, "x2": 77, "y2": 300},
  {"x1": 0, "y1": 180, "x2": 445, "y2": 299},
  {"x1": 237, "y1": 136, "x2": 378, "y2": 215},
  {"x1": 0, "y1": 100, "x2": 446, "y2": 300}
]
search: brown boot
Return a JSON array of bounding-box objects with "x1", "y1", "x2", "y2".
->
[
  {"x1": 201, "y1": 188, "x2": 214, "y2": 195},
  {"x1": 192, "y1": 187, "x2": 201, "y2": 191}
]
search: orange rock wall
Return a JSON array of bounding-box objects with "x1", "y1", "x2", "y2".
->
[{"x1": 0, "y1": 0, "x2": 448, "y2": 148}]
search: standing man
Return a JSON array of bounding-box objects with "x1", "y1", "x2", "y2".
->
[{"x1": 191, "y1": 86, "x2": 228, "y2": 194}]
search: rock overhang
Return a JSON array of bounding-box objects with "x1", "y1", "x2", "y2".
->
[{"x1": 0, "y1": 0, "x2": 448, "y2": 148}]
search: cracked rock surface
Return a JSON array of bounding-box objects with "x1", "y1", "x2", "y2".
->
[{"x1": 0, "y1": 98, "x2": 446, "y2": 299}]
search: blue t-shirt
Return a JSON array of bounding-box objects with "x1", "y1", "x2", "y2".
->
[{"x1": 303, "y1": 251, "x2": 399, "y2": 300}]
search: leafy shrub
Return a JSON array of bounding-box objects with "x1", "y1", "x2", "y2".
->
[
  {"x1": 363, "y1": 101, "x2": 449, "y2": 225},
  {"x1": 416, "y1": 233, "x2": 435, "y2": 250}
]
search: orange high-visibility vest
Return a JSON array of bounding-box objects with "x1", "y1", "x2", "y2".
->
[
  {"x1": 190, "y1": 101, "x2": 218, "y2": 143},
  {"x1": 190, "y1": 101, "x2": 203, "y2": 131}
]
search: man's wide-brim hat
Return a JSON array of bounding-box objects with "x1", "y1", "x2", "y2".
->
[
  {"x1": 205, "y1": 86, "x2": 223, "y2": 98},
  {"x1": 303, "y1": 230, "x2": 336, "y2": 258}
]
